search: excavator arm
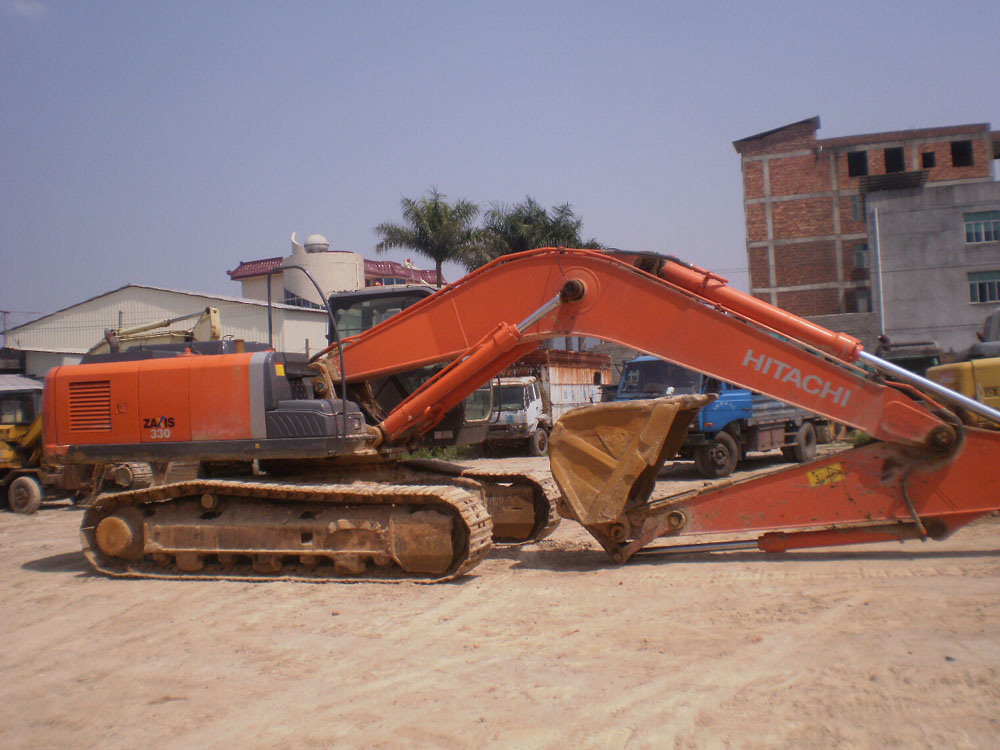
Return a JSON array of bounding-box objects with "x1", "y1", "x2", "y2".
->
[{"x1": 319, "y1": 247, "x2": 1000, "y2": 561}]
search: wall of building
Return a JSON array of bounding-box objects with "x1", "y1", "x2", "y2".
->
[
  {"x1": 807, "y1": 312, "x2": 881, "y2": 354},
  {"x1": 867, "y1": 182, "x2": 1000, "y2": 352},
  {"x1": 24, "y1": 351, "x2": 81, "y2": 378},
  {"x1": 239, "y1": 275, "x2": 283, "y2": 303},
  {"x1": 283, "y1": 250, "x2": 365, "y2": 306}
]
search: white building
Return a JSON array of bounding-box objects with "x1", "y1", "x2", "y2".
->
[
  {"x1": 6, "y1": 284, "x2": 329, "y2": 378},
  {"x1": 227, "y1": 233, "x2": 440, "y2": 304}
]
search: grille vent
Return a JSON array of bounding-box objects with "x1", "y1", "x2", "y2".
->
[{"x1": 68, "y1": 380, "x2": 112, "y2": 431}]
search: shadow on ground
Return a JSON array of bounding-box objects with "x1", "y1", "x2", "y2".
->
[{"x1": 21, "y1": 550, "x2": 93, "y2": 575}]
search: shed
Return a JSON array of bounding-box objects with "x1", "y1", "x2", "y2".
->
[{"x1": 6, "y1": 284, "x2": 329, "y2": 378}]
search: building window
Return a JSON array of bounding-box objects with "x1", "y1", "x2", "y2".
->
[
  {"x1": 951, "y1": 140, "x2": 974, "y2": 167},
  {"x1": 848, "y1": 288, "x2": 872, "y2": 313},
  {"x1": 921, "y1": 152, "x2": 936, "y2": 169},
  {"x1": 854, "y1": 243, "x2": 869, "y2": 269},
  {"x1": 965, "y1": 211, "x2": 1000, "y2": 243},
  {"x1": 850, "y1": 194, "x2": 863, "y2": 222},
  {"x1": 884, "y1": 147, "x2": 905, "y2": 173},
  {"x1": 969, "y1": 271, "x2": 1000, "y2": 303},
  {"x1": 283, "y1": 290, "x2": 324, "y2": 309},
  {"x1": 847, "y1": 151, "x2": 868, "y2": 177}
]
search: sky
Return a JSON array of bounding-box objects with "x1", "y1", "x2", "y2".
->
[{"x1": 2, "y1": 0, "x2": 999, "y2": 330}]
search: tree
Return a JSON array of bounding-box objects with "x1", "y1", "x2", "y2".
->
[
  {"x1": 468, "y1": 196, "x2": 602, "y2": 270},
  {"x1": 374, "y1": 188, "x2": 481, "y2": 287}
]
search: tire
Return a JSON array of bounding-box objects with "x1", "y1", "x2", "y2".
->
[
  {"x1": 8, "y1": 475, "x2": 42, "y2": 515},
  {"x1": 528, "y1": 428, "x2": 549, "y2": 457},
  {"x1": 789, "y1": 422, "x2": 818, "y2": 463},
  {"x1": 694, "y1": 432, "x2": 739, "y2": 478}
]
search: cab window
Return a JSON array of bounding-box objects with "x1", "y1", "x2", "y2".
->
[{"x1": 0, "y1": 395, "x2": 34, "y2": 425}]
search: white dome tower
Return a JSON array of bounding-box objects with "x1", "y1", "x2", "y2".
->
[{"x1": 283, "y1": 232, "x2": 364, "y2": 306}]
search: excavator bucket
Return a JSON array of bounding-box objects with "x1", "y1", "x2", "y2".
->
[{"x1": 549, "y1": 395, "x2": 714, "y2": 527}]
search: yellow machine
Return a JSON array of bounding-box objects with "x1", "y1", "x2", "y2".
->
[
  {"x1": 85, "y1": 307, "x2": 221, "y2": 355},
  {"x1": 926, "y1": 358, "x2": 1000, "y2": 427},
  {"x1": 0, "y1": 377, "x2": 45, "y2": 513}
]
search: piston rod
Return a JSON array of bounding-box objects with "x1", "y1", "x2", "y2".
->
[
  {"x1": 516, "y1": 280, "x2": 585, "y2": 332},
  {"x1": 858, "y1": 350, "x2": 1000, "y2": 426},
  {"x1": 634, "y1": 539, "x2": 758, "y2": 556}
]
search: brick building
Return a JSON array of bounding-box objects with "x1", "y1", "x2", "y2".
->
[{"x1": 733, "y1": 117, "x2": 1000, "y2": 335}]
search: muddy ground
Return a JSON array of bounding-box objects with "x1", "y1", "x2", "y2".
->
[{"x1": 1, "y1": 447, "x2": 999, "y2": 748}]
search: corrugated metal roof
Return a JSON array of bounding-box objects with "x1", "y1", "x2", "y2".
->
[
  {"x1": 6, "y1": 285, "x2": 330, "y2": 356},
  {"x1": 7, "y1": 283, "x2": 323, "y2": 333},
  {"x1": 0, "y1": 374, "x2": 43, "y2": 392}
]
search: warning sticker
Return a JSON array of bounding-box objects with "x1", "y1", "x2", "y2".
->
[{"x1": 808, "y1": 463, "x2": 845, "y2": 487}]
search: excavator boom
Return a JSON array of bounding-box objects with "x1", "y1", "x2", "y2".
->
[{"x1": 323, "y1": 248, "x2": 953, "y2": 448}]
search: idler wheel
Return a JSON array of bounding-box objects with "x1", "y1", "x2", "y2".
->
[{"x1": 95, "y1": 509, "x2": 145, "y2": 560}]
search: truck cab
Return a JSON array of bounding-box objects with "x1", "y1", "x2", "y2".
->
[
  {"x1": 327, "y1": 285, "x2": 493, "y2": 447},
  {"x1": 485, "y1": 376, "x2": 549, "y2": 456},
  {"x1": 616, "y1": 356, "x2": 825, "y2": 478}
]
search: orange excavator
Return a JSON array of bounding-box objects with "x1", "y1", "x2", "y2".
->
[{"x1": 42, "y1": 248, "x2": 1000, "y2": 581}]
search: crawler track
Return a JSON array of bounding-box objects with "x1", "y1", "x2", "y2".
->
[
  {"x1": 80, "y1": 478, "x2": 493, "y2": 583},
  {"x1": 458, "y1": 467, "x2": 561, "y2": 544},
  {"x1": 399, "y1": 459, "x2": 560, "y2": 544}
]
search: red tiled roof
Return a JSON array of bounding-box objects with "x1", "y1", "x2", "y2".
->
[
  {"x1": 227, "y1": 257, "x2": 283, "y2": 280},
  {"x1": 228, "y1": 255, "x2": 443, "y2": 285},
  {"x1": 364, "y1": 259, "x2": 441, "y2": 284}
]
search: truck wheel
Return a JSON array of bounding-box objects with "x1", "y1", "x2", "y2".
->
[
  {"x1": 528, "y1": 428, "x2": 549, "y2": 457},
  {"x1": 694, "y1": 432, "x2": 739, "y2": 478},
  {"x1": 787, "y1": 422, "x2": 817, "y2": 463},
  {"x1": 8, "y1": 476, "x2": 43, "y2": 515}
]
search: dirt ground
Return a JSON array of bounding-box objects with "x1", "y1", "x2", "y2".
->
[{"x1": 2, "y1": 448, "x2": 999, "y2": 749}]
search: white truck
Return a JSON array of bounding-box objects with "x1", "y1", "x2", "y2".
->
[{"x1": 484, "y1": 349, "x2": 610, "y2": 456}]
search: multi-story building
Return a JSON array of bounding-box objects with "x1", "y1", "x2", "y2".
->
[
  {"x1": 227, "y1": 233, "x2": 440, "y2": 307},
  {"x1": 733, "y1": 117, "x2": 1000, "y2": 351},
  {"x1": 866, "y1": 181, "x2": 1000, "y2": 351}
]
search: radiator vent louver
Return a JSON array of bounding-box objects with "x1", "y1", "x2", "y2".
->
[{"x1": 68, "y1": 380, "x2": 112, "y2": 431}]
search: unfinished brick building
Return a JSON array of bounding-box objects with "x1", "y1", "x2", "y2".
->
[{"x1": 733, "y1": 117, "x2": 998, "y2": 324}]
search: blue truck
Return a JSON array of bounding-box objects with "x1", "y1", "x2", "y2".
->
[{"x1": 616, "y1": 355, "x2": 828, "y2": 478}]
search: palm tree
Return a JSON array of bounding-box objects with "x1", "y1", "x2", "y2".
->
[
  {"x1": 374, "y1": 188, "x2": 481, "y2": 287},
  {"x1": 470, "y1": 196, "x2": 603, "y2": 270}
]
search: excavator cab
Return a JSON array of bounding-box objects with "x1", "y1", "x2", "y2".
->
[{"x1": 328, "y1": 285, "x2": 494, "y2": 447}]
